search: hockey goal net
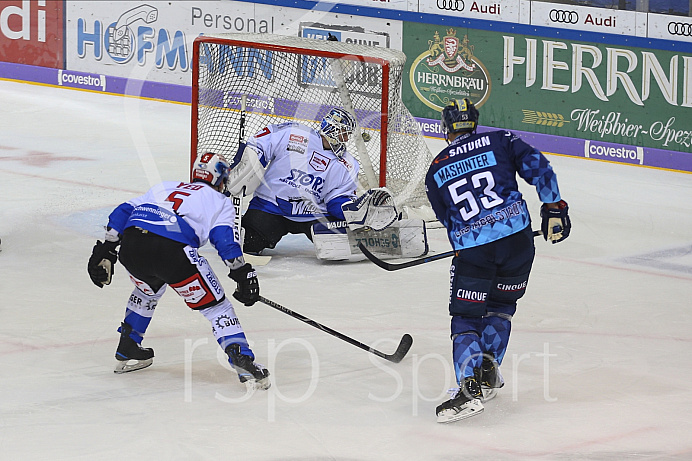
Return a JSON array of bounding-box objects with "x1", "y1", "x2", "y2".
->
[{"x1": 191, "y1": 33, "x2": 435, "y2": 219}]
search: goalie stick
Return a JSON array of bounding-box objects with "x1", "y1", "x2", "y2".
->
[
  {"x1": 359, "y1": 230, "x2": 542, "y2": 271},
  {"x1": 230, "y1": 94, "x2": 248, "y2": 251},
  {"x1": 259, "y1": 296, "x2": 413, "y2": 363},
  {"x1": 231, "y1": 94, "x2": 271, "y2": 265}
]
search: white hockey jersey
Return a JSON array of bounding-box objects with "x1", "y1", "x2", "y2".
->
[
  {"x1": 246, "y1": 122, "x2": 360, "y2": 222},
  {"x1": 107, "y1": 181, "x2": 242, "y2": 261}
]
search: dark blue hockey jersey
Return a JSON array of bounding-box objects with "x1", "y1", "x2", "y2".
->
[{"x1": 425, "y1": 130, "x2": 561, "y2": 250}]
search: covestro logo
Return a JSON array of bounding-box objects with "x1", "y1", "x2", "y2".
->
[
  {"x1": 584, "y1": 140, "x2": 643, "y2": 165},
  {"x1": 57, "y1": 70, "x2": 106, "y2": 91}
]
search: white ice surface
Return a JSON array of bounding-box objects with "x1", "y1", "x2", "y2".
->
[{"x1": 1, "y1": 80, "x2": 692, "y2": 460}]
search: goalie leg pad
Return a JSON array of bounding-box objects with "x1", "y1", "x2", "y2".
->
[
  {"x1": 312, "y1": 219, "x2": 428, "y2": 261},
  {"x1": 311, "y1": 221, "x2": 352, "y2": 261},
  {"x1": 352, "y1": 219, "x2": 428, "y2": 258}
]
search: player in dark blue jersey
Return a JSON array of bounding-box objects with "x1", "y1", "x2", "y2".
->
[{"x1": 426, "y1": 99, "x2": 571, "y2": 423}]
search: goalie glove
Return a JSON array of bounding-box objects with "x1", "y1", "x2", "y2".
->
[
  {"x1": 87, "y1": 240, "x2": 119, "y2": 288},
  {"x1": 226, "y1": 142, "x2": 265, "y2": 197},
  {"x1": 341, "y1": 187, "x2": 398, "y2": 232},
  {"x1": 540, "y1": 200, "x2": 571, "y2": 244}
]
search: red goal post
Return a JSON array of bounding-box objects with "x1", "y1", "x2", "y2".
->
[{"x1": 190, "y1": 33, "x2": 435, "y2": 219}]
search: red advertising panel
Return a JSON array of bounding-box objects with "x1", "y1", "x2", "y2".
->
[{"x1": 0, "y1": 0, "x2": 63, "y2": 68}]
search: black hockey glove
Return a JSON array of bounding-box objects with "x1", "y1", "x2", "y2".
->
[
  {"x1": 540, "y1": 200, "x2": 571, "y2": 244},
  {"x1": 229, "y1": 263, "x2": 260, "y2": 306},
  {"x1": 88, "y1": 240, "x2": 119, "y2": 288}
]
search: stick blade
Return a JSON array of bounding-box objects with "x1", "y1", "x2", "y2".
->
[
  {"x1": 358, "y1": 242, "x2": 395, "y2": 270},
  {"x1": 244, "y1": 253, "x2": 271, "y2": 266},
  {"x1": 358, "y1": 242, "x2": 453, "y2": 271},
  {"x1": 386, "y1": 334, "x2": 413, "y2": 363}
]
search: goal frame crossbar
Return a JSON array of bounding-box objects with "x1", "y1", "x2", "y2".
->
[{"x1": 190, "y1": 35, "x2": 391, "y2": 186}]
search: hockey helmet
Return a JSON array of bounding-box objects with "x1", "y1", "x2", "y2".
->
[
  {"x1": 441, "y1": 98, "x2": 479, "y2": 136},
  {"x1": 192, "y1": 152, "x2": 231, "y2": 190},
  {"x1": 319, "y1": 108, "x2": 356, "y2": 158}
]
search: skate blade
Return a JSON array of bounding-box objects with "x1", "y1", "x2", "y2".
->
[
  {"x1": 481, "y1": 387, "x2": 498, "y2": 402},
  {"x1": 437, "y1": 399, "x2": 484, "y2": 423},
  {"x1": 114, "y1": 358, "x2": 153, "y2": 374},
  {"x1": 251, "y1": 376, "x2": 271, "y2": 390},
  {"x1": 239, "y1": 374, "x2": 271, "y2": 390}
]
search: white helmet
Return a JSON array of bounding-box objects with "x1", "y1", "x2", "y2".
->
[
  {"x1": 191, "y1": 152, "x2": 231, "y2": 190},
  {"x1": 319, "y1": 108, "x2": 356, "y2": 158}
]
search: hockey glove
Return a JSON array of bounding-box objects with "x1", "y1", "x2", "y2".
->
[
  {"x1": 88, "y1": 240, "x2": 119, "y2": 288},
  {"x1": 342, "y1": 187, "x2": 398, "y2": 232},
  {"x1": 229, "y1": 263, "x2": 260, "y2": 306},
  {"x1": 540, "y1": 200, "x2": 571, "y2": 244}
]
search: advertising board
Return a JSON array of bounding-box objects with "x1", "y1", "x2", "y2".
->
[
  {"x1": 65, "y1": 1, "x2": 401, "y2": 87},
  {"x1": 530, "y1": 1, "x2": 647, "y2": 37},
  {"x1": 417, "y1": 0, "x2": 525, "y2": 23},
  {"x1": 0, "y1": 0, "x2": 63, "y2": 68},
  {"x1": 648, "y1": 12, "x2": 692, "y2": 43},
  {"x1": 1, "y1": 0, "x2": 690, "y2": 170},
  {"x1": 403, "y1": 22, "x2": 692, "y2": 155}
]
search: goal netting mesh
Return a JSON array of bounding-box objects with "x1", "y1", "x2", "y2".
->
[{"x1": 191, "y1": 33, "x2": 435, "y2": 219}]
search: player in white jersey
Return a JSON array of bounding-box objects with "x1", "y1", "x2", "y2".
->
[
  {"x1": 87, "y1": 152, "x2": 270, "y2": 389},
  {"x1": 237, "y1": 108, "x2": 361, "y2": 254}
]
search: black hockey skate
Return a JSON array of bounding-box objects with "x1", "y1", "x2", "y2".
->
[
  {"x1": 114, "y1": 322, "x2": 154, "y2": 374},
  {"x1": 436, "y1": 376, "x2": 484, "y2": 423},
  {"x1": 477, "y1": 353, "x2": 505, "y2": 402},
  {"x1": 225, "y1": 343, "x2": 270, "y2": 390}
]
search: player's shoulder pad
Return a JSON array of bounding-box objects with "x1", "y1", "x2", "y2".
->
[
  {"x1": 274, "y1": 121, "x2": 303, "y2": 131},
  {"x1": 499, "y1": 130, "x2": 519, "y2": 142},
  {"x1": 267, "y1": 122, "x2": 312, "y2": 141},
  {"x1": 430, "y1": 148, "x2": 452, "y2": 166},
  {"x1": 335, "y1": 151, "x2": 359, "y2": 173}
]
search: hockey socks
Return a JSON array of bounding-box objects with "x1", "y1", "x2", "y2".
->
[{"x1": 452, "y1": 333, "x2": 483, "y2": 384}]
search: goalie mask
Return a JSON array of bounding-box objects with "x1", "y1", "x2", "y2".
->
[
  {"x1": 319, "y1": 108, "x2": 356, "y2": 158},
  {"x1": 192, "y1": 152, "x2": 231, "y2": 191},
  {"x1": 441, "y1": 98, "x2": 479, "y2": 138}
]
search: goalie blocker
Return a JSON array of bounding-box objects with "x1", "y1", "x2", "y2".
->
[{"x1": 312, "y1": 218, "x2": 429, "y2": 261}]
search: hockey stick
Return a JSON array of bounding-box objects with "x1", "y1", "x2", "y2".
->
[
  {"x1": 259, "y1": 296, "x2": 413, "y2": 363},
  {"x1": 231, "y1": 94, "x2": 271, "y2": 265},
  {"x1": 239, "y1": 94, "x2": 247, "y2": 142},
  {"x1": 231, "y1": 95, "x2": 247, "y2": 257},
  {"x1": 359, "y1": 230, "x2": 542, "y2": 271}
]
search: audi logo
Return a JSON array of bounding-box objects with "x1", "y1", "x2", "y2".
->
[
  {"x1": 549, "y1": 9, "x2": 579, "y2": 24},
  {"x1": 437, "y1": 0, "x2": 464, "y2": 12},
  {"x1": 668, "y1": 22, "x2": 692, "y2": 36}
]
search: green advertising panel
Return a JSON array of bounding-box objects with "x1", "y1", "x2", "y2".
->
[{"x1": 403, "y1": 22, "x2": 692, "y2": 153}]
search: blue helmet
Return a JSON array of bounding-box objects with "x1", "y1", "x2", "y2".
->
[
  {"x1": 192, "y1": 152, "x2": 230, "y2": 190},
  {"x1": 441, "y1": 98, "x2": 479, "y2": 136},
  {"x1": 319, "y1": 108, "x2": 356, "y2": 157}
]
